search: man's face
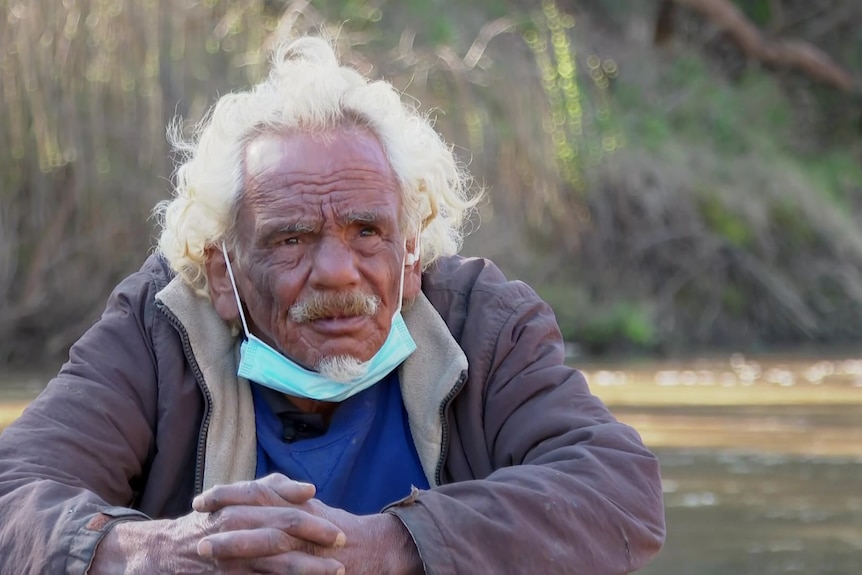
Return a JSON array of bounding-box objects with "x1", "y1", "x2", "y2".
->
[{"x1": 230, "y1": 127, "x2": 407, "y2": 369}]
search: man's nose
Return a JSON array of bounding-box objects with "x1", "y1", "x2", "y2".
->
[{"x1": 309, "y1": 237, "x2": 361, "y2": 288}]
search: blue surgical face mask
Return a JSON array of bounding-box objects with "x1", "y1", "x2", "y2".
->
[{"x1": 221, "y1": 239, "x2": 417, "y2": 403}]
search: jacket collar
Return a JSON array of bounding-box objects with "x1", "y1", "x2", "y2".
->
[{"x1": 156, "y1": 275, "x2": 467, "y2": 490}]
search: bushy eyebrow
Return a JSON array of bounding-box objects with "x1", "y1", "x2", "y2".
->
[
  {"x1": 254, "y1": 208, "x2": 395, "y2": 244},
  {"x1": 257, "y1": 218, "x2": 317, "y2": 240},
  {"x1": 342, "y1": 210, "x2": 381, "y2": 225}
]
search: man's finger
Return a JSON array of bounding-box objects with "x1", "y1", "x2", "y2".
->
[
  {"x1": 193, "y1": 474, "x2": 316, "y2": 511},
  {"x1": 204, "y1": 506, "x2": 346, "y2": 549},
  {"x1": 199, "y1": 525, "x2": 344, "y2": 561},
  {"x1": 198, "y1": 527, "x2": 293, "y2": 559},
  {"x1": 217, "y1": 552, "x2": 345, "y2": 575},
  {"x1": 262, "y1": 473, "x2": 319, "y2": 504}
]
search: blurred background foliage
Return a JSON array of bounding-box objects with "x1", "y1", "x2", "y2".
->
[{"x1": 1, "y1": 0, "x2": 861, "y2": 365}]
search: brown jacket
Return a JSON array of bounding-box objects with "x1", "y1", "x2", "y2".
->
[{"x1": 0, "y1": 254, "x2": 665, "y2": 574}]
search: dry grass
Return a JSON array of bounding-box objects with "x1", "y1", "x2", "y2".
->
[{"x1": 0, "y1": 0, "x2": 313, "y2": 362}]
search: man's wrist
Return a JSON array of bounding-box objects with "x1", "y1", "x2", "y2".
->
[
  {"x1": 351, "y1": 513, "x2": 423, "y2": 575},
  {"x1": 384, "y1": 513, "x2": 424, "y2": 575},
  {"x1": 89, "y1": 519, "x2": 153, "y2": 574}
]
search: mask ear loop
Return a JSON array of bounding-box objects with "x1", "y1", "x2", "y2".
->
[{"x1": 221, "y1": 242, "x2": 251, "y2": 338}]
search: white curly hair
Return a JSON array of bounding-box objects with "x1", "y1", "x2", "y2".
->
[{"x1": 155, "y1": 36, "x2": 480, "y2": 297}]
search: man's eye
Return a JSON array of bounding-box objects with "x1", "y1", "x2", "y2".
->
[
  {"x1": 279, "y1": 237, "x2": 300, "y2": 245},
  {"x1": 359, "y1": 227, "x2": 379, "y2": 237}
]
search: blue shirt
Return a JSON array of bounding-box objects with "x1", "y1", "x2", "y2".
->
[{"x1": 252, "y1": 371, "x2": 430, "y2": 514}]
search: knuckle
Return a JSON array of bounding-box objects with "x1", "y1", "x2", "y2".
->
[
  {"x1": 246, "y1": 479, "x2": 274, "y2": 502},
  {"x1": 303, "y1": 499, "x2": 322, "y2": 515},
  {"x1": 208, "y1": 484, "x2": 231, "y2": 500},
  {"x1": 267, "y1": 528, "x2": 290, "y2": 553},
  {"x1": 282, "y1": 509, "x2": 304, "y2": 531},
  {"x1": 284, "y1": 562, "x2": 310, "y2": 575},
  {"x1": 262, "y1": 472, "x2": 287, "y2": 485},
  {"x1": 242, "y1": 479, "x2": 259, "y2": 494},
  {"x1": 299, "y1": 538, "x2": 319, "y2": 558},
  {"x1": 209, "y1": 508, "x2": 232, "y2": 531}
]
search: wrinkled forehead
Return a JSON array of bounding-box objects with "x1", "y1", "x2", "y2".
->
[
  {"x1": 235, "y1": 126, "x2": 403, "y2": 229},
  {"x1": 241, "y1": 112, "x2": 381, "y2": 171},
  {"x1": 244, "y1": 126, "x2": 392, "y2": 179}
]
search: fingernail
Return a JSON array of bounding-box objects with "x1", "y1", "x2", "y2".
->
[
  {"x1": 197, "y1": 540, "x2": 213, "y2": 557},
  {"x1": 192, "y1": 495, "x2": 204, "y2": 510},
  {"x1": 335, "y1": 532, "x2": 346, "y2": 547}
]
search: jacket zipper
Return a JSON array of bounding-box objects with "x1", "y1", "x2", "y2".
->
[
  {"x1": 433, "y1": 370, "x2": 468, "y2": 486},
  {"x1": 156, "y1": 302, "x2": 213, "y2": 495}
]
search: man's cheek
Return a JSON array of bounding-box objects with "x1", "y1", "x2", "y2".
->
[{"x1": 249, "y1": 266, "x2": 281, "y2": 312}]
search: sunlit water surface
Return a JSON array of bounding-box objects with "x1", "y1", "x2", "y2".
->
[
  {"x1": 582, "y1": 353, "x2": 862, "y2": 575},
  {"x1": 2, "y1": 353, "x2": 861, "y2": 574}
]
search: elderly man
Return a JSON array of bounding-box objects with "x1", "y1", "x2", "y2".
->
[{"x1": 0, "y1": 37, "x2": 664, "y2": 574}]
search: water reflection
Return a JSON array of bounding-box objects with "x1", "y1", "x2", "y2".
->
[
  {"x1": 582, "y1": 354, "x2": 862, "y2": 575},
  {"x1": 647, "y1": 449, "x2": 862, "y2": 574}
]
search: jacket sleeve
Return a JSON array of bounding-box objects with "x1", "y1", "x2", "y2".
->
[
  {"x1": 388, "y1": 286, "x2": 666, "y2": 574},
  {"x1": 0, "y1": 270, "x2": 160, "y2": 574}
]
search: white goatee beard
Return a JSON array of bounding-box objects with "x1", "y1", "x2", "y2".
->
[{"x1": 316, "y1": 355, "x2": 369, "y2": 383}]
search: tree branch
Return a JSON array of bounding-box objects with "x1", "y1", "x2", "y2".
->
[{"x1": 671, "y1": 0, "x2": 858, "y2": 92}]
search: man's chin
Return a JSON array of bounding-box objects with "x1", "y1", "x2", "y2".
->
[{"x1": 316, "y1": 355, "x2": 369, "y2": 383}]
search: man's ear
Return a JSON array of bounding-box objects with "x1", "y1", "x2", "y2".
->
[
  {"x1": 402, "y1": 238, "x2": 422, "y2": 301},
  {"x1": 205, "y1": 245, "x2": 241, "y2": 323}
]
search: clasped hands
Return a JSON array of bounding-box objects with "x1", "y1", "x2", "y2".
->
[{"x1": 90, "y1": 473, "x2": 414, "y2": 574}]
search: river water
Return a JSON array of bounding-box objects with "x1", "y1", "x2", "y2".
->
[
  {"x1": 2, "y1": 352, "x2": 861, "y2": 573},
  {"x1": 582, "y1": 352, "x2": 862, "y2": 575}
]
